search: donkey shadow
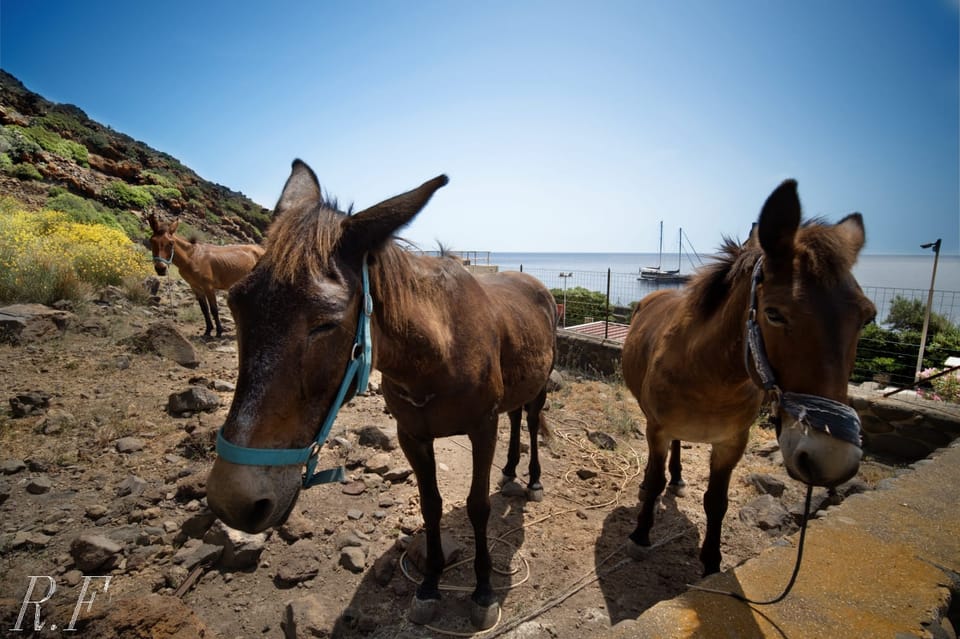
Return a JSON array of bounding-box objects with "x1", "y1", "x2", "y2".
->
[
  {"x1": 596, "y1": 493, "x2": 704, "y2": 625},
  {"x1": 328, "y1": 491, "x2": 527, "y2": 638}
]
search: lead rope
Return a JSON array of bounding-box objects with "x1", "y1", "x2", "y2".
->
[{"x1": 687, "y1": 483, "x2": 813, "y2": 605}]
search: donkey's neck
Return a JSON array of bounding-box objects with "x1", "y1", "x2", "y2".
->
[
  {"x1": 170, "y1": 235, "x2": 199, "y2": 272},
  {"x1": 367, "y1": 246, "x2": 455, "y2": 383}
]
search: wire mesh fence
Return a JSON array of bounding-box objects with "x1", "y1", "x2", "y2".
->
[{"x1": 516, "y1": 265, "x2": 960, "y2": 404}]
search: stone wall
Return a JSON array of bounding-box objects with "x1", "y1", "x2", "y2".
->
[
  {"x1": 556, "y1": 329, "x2": 622, "y2": 378},
  {"x1": 557, "y1": 330, "x2": 960, "y2": 463}
]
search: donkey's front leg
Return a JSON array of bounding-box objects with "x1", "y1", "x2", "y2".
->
[
  {"x1": 205, "y1": 291, "x2": 224, "y2": 337},
  {"x1": 398, "y1": 431, "x2": 444, "y2": 625},
  {"x1": 467, "y1": 419, "x2": 499, "y2": 630},
  {"x1": 195, "y1": 293, "x2": 214, "y2": 337}
]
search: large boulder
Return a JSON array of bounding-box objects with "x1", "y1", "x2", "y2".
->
[
  {"x1": 122, "y1": 321, "x2": 199, "y2": 368},
  {"x1": 0, "y1": 304, "x2": 73, "y2": 345}
]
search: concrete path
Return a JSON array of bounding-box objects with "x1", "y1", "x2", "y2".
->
[{"x1": 602, "y1": 442, "x2": 960, "y2": 638}]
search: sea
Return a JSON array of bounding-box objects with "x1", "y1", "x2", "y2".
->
[
  {"x1": 486, "y1": 252, "x2": 960, "y2": 292},
  {"x1": 473, "y1": 251, "x2": 960, "y2": 323}
]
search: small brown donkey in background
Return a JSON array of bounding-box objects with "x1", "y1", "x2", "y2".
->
[{"x1": 147, "y1": 214, "x2": 264, "y2": 337}]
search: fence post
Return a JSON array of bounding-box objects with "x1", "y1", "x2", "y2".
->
[{"x1": 605, "y1": 268, "x2": 611, "y2": 340}]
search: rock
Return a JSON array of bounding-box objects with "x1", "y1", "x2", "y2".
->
[
  {"x1": 364, "y1": 452, "x2": 393, "y2": 475},
  {"x1": 372, "y1": 548, "x2": 399, "y2": 586},
  {"x1": 576, "y1": 468, "x2": 599, "y2": 480},
  {"x1": 117, "y1": 475, "x2": 148, "y2": 497},
  {"x1": 24, "y1": 475, "x2": 52, "y2": 494},
  {"x1": 85, "y1": 504, "x2": 109, "y2": 520},
  {"x1": 547, "y1": 369, "x2": 565, "y2": 392},
  {"x1": 122, "y1": 321, "x2": 199, "y2": 368},
  {"x1": 167, "y1": 386, "x2": 220, "y2": 415},
  {"x1": 399, "y1": 515, "x2": 422, "y2": 534},
  {"x1": 174, "y1": 473, "x2": 207, "y2": 502},
  {"x1": 211, "y1": 379, "x2": 235, "y2": 392},
  {"x1": 278, "y1": 511, "x2": 315, "y2": 542},
  {"x1": 340, "y1": 546, "x2": 366, "y2": 573},
  {"x1": 282, "y1": 595, "x2": 338, "y2": 639},
  {"x1": 9, "y1": 391, "x2": 51, "y2": 418},
  {"x1": 274, "y1": 540, "x2": 321, "y2": 587},
  {"x1": 746, "y1": 472, "x2": 786, "y2": 497},
  {"x1": 0, "y1": 304, "x2": 73, "y2": 345},
  {"x1": 406, "y1": 530, "x2": 464, "y2": 573},
  {"x1": 587, "y1": 430, "x2": 617, "y2": 450},
  {"x1": 115, "y1": 436, "x2": 146, "y2": 453},
  {"x1": 76, "y1": 594, "x2": 215, "y2": 639},
  {"x1": 203, "y1": 520, "x2": 267, "y2": 570},
  {"x1": 37, "y1": 408, "x2": 75, "y2": 434},
  {"x1": 172, "y1": 542, "x2": 223, "y2": 570},
  {"x1": 341, "y1": 481, "x2": 366, "y2": 496},
  {"x1": 0, "y1": 458, "x2": 27, "y2": 474},
  {"x1": 0, "y1": 479, "x2": 9, "y2": 505},
  {"x1": 738, "y1": 494, "x2": 795, "y2": 535},
  {"x1": 180, "y1": 509, "x2": 217, "y2": 539},
  {"x1": 70, "y1": 533, "x2": 123, "y2": 571},
  {"x1": 346, "y1": 509, "x2": 364, "y2": 521},
  {"x1": 383, "y1": 467, "x2": 413, "y2": 483},
  {"x1": 356, "y1": 425, "x2": 397, "y2": 451}
]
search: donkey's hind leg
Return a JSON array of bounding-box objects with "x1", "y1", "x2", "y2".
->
[
  {"x1": 628, "y1": 428, "x2": 670, "y2": 560},
  {"x1": 524, "y1": 386, "x2": 547, "y2": 502},
  {"x1": 195, "y1": 293, "x2": 214, "y2": 337},
  {"x1": 667, "y1": 439, "x2": 687, "y2": 497},
  {"x1": 206, "y1": 291, "x2": 225, "y2": 337},
  {"x1": 498, "y1": 407, "x2": 523, "y2": 494}
]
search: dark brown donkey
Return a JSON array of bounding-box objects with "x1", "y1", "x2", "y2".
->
[
  {"x1": 147, "y1": 214, "x2": 264, "y2": 337},
  {"x1": 206, "y1": 160, "x2": 556, "y2": 629},
  {"x1": 622, "y1": 180, "x2": 876, "y2": 575}
]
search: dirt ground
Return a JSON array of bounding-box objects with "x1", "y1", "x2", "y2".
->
[{"x1": 0, "y1": 278, "x2": 898, "y2": 638}]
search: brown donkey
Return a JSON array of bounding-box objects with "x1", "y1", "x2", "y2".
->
[
  {"x1": 622, "y1": 180, "x2": 876, "y2": 575},
  {"x1": 147, "y1": 214, "x2": 264, "y2": 336},
  {"x1": 206, "y1": 160, "x2": 556, "y2": 629}
]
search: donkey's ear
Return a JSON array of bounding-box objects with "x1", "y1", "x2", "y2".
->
[
  {"x1": 342, "y1": 175, "x2": 449, "y2": 252},
  {"x1": 147, "y1": 213, "x2": 159, "y2": 232},
  {"x1": 757, "y1": 179, "x2": 801, "y2": 269},
  {"x1": 835, "y1": 212, "x2": 866, "y2": 257},
  {"x1": 276, "y1": 159, "x2": 323, "y2": 215},
  {"x1": 169, "y1": 219, "x2": 179, "y2": 234}
]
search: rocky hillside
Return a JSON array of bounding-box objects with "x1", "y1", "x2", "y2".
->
[{"x1": 0, "y1": 70, "x2": 268, "y2": 243}]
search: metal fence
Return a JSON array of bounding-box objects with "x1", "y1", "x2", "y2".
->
[{"x1": 518, "y1": 265, "x2": 960, "y2": 400}]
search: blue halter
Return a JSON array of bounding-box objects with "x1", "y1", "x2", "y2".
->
[
  {"x1": 215, "y1": 256, "x2": 374, "y2": 488},
  {"x1": 745, "y1": 257, "x2": 862, "y2": 448},
  {"x1": 153, "y1": 245, "x2": 175, "y2": 266}
]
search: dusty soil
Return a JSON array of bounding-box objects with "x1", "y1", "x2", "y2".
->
[{"x1": 0, "y1": 278, "x2": 898, "y2": 638}]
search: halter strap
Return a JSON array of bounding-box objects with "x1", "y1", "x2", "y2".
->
[
  {"x1": 216, "y1": 255, "x2": 374, "y2": 487},
  {"x1": 152, "y1": 244, "x2": 175, "y2": 266},
  {"x1": 744, "y1": 256, "x2": 862, "y2": 447}
]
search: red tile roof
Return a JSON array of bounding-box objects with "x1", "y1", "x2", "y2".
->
[{"x1": 563, "y1": 321, "x2": 630, "y2": 343}]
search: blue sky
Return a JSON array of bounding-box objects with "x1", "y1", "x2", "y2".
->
[{"x1": 1, "y1": 0, "x2": 958, "y2": 255}]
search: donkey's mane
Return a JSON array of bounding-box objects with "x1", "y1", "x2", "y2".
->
[
  {"x1": 686, "y1": 217, "x2": 859, "y2": 320},
  {"x1": 260, "y1": 196, "x2": 448, "y2": 328},
  {"x1": 260, "y1": 197, "x2": 351, "y2": 285}
]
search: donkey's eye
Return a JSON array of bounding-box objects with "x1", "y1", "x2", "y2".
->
[
  {"x1": 862, "y1": 313, "x2": 876, "y2": 329},
  {"x1": 763, "y1": 308, "x2": 787, "y2": 326},
  {"x1": 309, "y1": 323, "x2": 338, "y2": 337}
]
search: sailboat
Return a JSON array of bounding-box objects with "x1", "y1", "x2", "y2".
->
[{"x1": 639, "y1": 221, "x2": 690, "y2": 283}]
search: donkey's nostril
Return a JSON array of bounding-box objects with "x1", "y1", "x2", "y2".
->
[{"x1": 251, "y1": 498, "x2": 274, "y2": 528}]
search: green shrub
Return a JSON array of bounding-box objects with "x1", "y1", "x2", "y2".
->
[
  {"x1": 20, "y1": 125, "x2": 89, "y2": 166},
  {"x1": 102, "y1": 180, "x2": 154, "y2": 209},
  {"x1": 11, "y1": 162, "x2": 42, "y2": 180},
  {"x1": 142, "y1": 184, "x2": 181, "y2": 204},
  {"x1": 0, "y1": 125, "x2": 42, "y2": 159},
  {"x1": 0, "y1": 153, "x2": 12, "y2": 171},
  {"x1": 550, "y1": 286, "x2": 608, "y2": 327},
  {"x1": 140, "y1": 169, "x2": 177, "y2": 188}
]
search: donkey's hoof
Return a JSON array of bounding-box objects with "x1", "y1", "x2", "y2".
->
[
  {"x1": 626, "y1": 539, "x2": 651, "y2": 561},
  {"x1": 470, "y1": 600, "x2": 500, "y2": 630},
  {"x1": 527, "y1": 484, "x2": 544, "y2": 502},
  {"x1": 408, "y1": 596, "x2": 439, "y2": 625},
  {"x1": 668, "y1": 481, "x2": 688, "y2": 498},
  {"x1": 498, "y1": 473, "x2": 515, "y2": 489},
  {"x1": 500, "y1": 479, "x2": 526, "y2": 498}
]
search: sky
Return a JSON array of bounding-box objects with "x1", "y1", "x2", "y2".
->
[{"x1": 1, "y1": 0, "x2": 958, "y2": 255}]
